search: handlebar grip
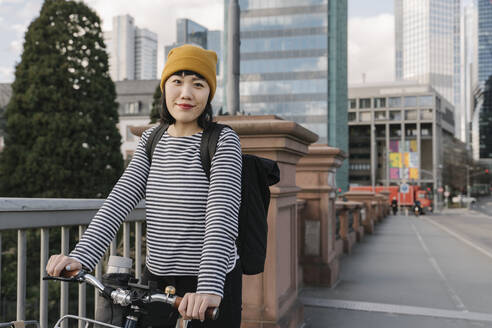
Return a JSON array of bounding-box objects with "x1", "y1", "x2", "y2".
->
[{"x1": 173, "y1": 296, "x2": 220, "y2": 321}]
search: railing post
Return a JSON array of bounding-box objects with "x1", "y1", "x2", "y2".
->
[
  {"x1": 123, "y1": 222, "x2": 130, "y2": 259},
  {"x1": 110, "y1": 237, "x2": 117, "y2": 256},
  {"x1": 17, "y1": 229, "x2": 26, "y2": 321},
  {"x1": 94, "y1": 261, "x2": 102, "y2": 314},
  {"x1": 78, "y1": 226, "x2": 86, "y2": 328},
  {"x1": 40, "y1": 228, "x2": 49, "y2": 328},
  {"x1": 60, "y1": 227, "x2": 69, "y2": 328},
  {"x1": 135, "y1": 221, "x2": 142, "y2": 279}
]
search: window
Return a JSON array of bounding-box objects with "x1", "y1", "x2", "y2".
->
[
  {"x1": 359, "y1": 98, "x2": 371, "y2": 109},
  {"x1": 390, "y1": 125, "x2": 401, "y2": 137},
  {"x1": 349, "y1": 99, "x2": 356, "y2": 109},
  {"x1": 360, "y1": 112, "x2": 371, "y2": 122},
  {"x1": 405, "y1": 110, "x2": 418, "y2": 120},
  {"x1": 388, "y1": 97, "x2": 401, "y2": 108},
  {"x1": 419, "y1": 95, "x2": 433, "y2": 107},
  {"x1": 348, "y1": 112, "x2": 356, "y2": 122},
  {"x1": 390, "y1": 110, "x2": 402, "y2": 120},
  {"x1": 405, "y1": 124, "x2": 417, "y2": 137},
  {"x1": 374, "y1": 97, "x2": 386, "y2": 108},
  {"x1": 404, "y1": 96, "x2": 417, "y2": 107},
  {"x1": 420, "y1": 109, "x2": 433, "y2": 120},
  {"x1": 374, "y1": 111, "x2": 387, "y2": 120},
  {"x1": 125, "y1": 101, "x2": 141, "y2": 114},
  {"x1": 421, "y1": 123, "x2": 432, "y2": 136}
]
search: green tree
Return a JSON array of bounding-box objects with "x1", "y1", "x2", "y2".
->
[
  {"x1": 0, "y1": 0, "x2": 123, "y2": 198},
  {"x1": 0, "y1": 0, "x2": 124, "y2": 323},
  {"x1": 149, "y1": 83, "x2": 161, "y2": 124}
]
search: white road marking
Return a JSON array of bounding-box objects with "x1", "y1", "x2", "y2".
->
[
  {"x1": 301, "y1": 297, "x2": 492, "y2": 323},
  {"x1": 411, "y1": 221, "x2": 467, "y2": 312},
  {"x1": 424, "y1": 217, "x2": 492, "y2": 262}
]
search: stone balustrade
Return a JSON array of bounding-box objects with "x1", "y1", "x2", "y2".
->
[
  {"x1": 335, "y1": 200, "x2": 362, "y2": 254},
  {"x1": 295, "y1": 144, "x2": 347, "y2": 287},
  {"x1": 343, "y1": 191, "x2": 378, "y2": 234}
]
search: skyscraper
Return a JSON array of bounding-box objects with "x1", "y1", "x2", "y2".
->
[
  {"x1": 107, "y1": 15, "x2": 135, "y2": 81},
  {"x1": 225, "y1": 0, "x2": 348, "y2": 190},
  {"x1": 104, "y1": 15, "x2": 158, "y2": 81},
  {"x1": 395, "y1": 0, "x2": 462, "y2": 139},
  {"x1": 135, "y1": 28, "x2": 158, "y2": 80},
  {"x1": 471, "y1": 0, "x2": 492, "y2": 161}
]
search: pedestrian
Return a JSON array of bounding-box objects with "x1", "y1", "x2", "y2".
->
[{"x1": 46, "y1": 44, "x2": 243, "y2": 328}]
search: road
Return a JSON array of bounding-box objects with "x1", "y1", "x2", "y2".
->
[{"x1": 301, "y1": 197, "x2": 492, "y2": 327}]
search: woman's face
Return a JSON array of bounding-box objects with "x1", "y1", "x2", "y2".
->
[{"x1": 165, "y1": 73, "x2": 210, "y2": 126}]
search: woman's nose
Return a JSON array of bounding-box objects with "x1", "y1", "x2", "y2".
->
[{"x1": 179, "y1": 82, "x2": 193, "y2": 99}]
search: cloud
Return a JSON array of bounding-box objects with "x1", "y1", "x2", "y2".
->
[
  {"x1": 348, "y1": 13, "x2": 395, "y2": 84},
  {"x1": 9, "y1": 40, "x2": 22, "y2": 54},
  {"x1": 0, "y1": 66, "x2": 13, "y2": 82}
]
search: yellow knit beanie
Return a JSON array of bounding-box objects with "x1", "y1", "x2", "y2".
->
[{"x1": 160, "y1": 44, "x2": 218, "y2": 100}]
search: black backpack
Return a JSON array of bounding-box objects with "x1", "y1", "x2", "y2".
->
[{"x1": 144, "y1": 122, "x2": 280, "y2": 275}]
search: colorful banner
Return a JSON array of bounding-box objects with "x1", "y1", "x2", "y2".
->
[
  {"x1": 390, "y1": 168, "x2": 400, "y2": 179},
  {"x1": 401, "y1": 168, "x2": 409, "y2": 179},
  {"x1": 409, "y1": 152, "x2": 419, "y2": 168},
  {"x1": 402, "y1": 152, "x2": 410, "y2": 168},
  {"x1": 390, "y1": 140, "x2": 399, "y2": 153},
  {"x1": 389, "y1": 153, "x2": 401, "y2": 168},
  {"x1": 409, "y1": 168, "x2": 419, "y2": 179},
  {"x1": 410, "y1": 140, "x2": 418, "y2": 152}
]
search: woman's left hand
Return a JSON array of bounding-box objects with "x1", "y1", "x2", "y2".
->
[{"x1": 178, "y1": 292, "x2": 222, "y2": 322}]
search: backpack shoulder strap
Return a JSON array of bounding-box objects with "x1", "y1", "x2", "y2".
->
[
  {"x1": 200, "y1": 122, "x2": 227, "y2": 180},
  {"x1": 145, "y1": 123, "x2": 169, "y2": 164}
]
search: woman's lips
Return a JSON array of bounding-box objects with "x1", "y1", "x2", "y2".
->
[{"x1": 177, "y1": 104, "x2": 193, "y2": 109}]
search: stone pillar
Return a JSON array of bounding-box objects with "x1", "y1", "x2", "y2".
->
[
  {"x1": 379, "y1": 191, "x2": 390, "y2": 216},
  {"x1": 217, "y1": 115, "x2": 318, "y2": 328},
  {"x1": 343, "y1": 191, "x2": 377, "y2": 234},
  {"x1": 336, "y1": 200, "x2": 360, "y2": 253},
  {"x1": 295, "y1": 144, "x2": 347, "y2": 287}
]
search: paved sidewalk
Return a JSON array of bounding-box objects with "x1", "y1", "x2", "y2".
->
[{"x1": 300, "y1": 214, "x2": 492, "y2": 327}]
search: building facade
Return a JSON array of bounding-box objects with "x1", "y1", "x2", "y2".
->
[
  {"x1": 395, "y1": 0, "x2": 462, "y2": 140},
  {"x1": 114, "y1": 79, "x2": 160, "y2": 162},
  {"x1": 135, "y1": 28, "x2": 158, "y2": 80},
  {"x1": 471, "y1": 0, "x2": 492, "y2": 163},
  {"x1": 348, "y1": 82, "x2": 466, "y2": 196},
  {"x1": 104, "y1": 15, "x2": 158, "y2": 81},
  {"x1": 224, "y1": 0, "x2": 348, "y2": 190}
]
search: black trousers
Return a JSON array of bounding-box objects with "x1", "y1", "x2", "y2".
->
[{"x1": 139, "y1": 261, "x2": 242, "y2": 328}]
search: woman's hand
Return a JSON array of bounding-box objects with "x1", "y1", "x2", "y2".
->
[
  {"x1": 46, "y1": 254, "x2": 82, "y2": 277},
  {"x1": 178, "y1": 293, "x2": 221, "y2": 322}
]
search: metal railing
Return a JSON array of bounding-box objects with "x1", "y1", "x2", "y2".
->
[{"x1": 0, "y1": 198, "x2": 146, "y2": 328}]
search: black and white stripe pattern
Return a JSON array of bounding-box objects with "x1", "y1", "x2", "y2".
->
[{"x1": 70, "y1": 126, "x2": 242, "y2": 297}]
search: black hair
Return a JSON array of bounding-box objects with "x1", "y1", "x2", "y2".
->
[{"x1": 159, "y1": 70, "x2": 213, "y2": 129}]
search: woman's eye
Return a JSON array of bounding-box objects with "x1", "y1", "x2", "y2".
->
[
  {"x1": 194, "y1": 82, "x2": 204, "y2": 88},
  {"x1": 172, "y1": 79, "x2": 182, "y2": 84}
]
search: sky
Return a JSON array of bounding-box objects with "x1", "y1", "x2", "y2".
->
[{"x1": 0, "y1": 0, "x2": 395, "y2": 84}]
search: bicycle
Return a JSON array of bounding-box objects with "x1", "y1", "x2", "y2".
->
[{"x1": 44, "y1": 270, "x2": 219, "y2": 328}]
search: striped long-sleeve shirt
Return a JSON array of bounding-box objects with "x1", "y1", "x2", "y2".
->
[{"x1": 70, "y1": 126, "x2": 242, "y2": 297}]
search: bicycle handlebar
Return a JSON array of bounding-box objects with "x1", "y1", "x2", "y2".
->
[{"x1": 43, "y1": 271, "x2": 219, "y2": 320}]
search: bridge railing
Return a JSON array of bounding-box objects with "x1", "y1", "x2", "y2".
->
[{"x1": 0, "y1": 198, "x2": 146, "y2": 328}]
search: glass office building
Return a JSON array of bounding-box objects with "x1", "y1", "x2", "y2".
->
[
  {"x1": 472, "y1": 0, "x2": 492, "y2": 160},
  {"x1": 225, "y1": 0, "x2": 348, "y2": 190},
  {"x1": 395, "y1": 0, "x2": 462, "y2": 138}
]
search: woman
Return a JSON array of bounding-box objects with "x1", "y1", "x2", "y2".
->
[{"x1": 46, "y1": 44, "x2": 243, "y2": 327}]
